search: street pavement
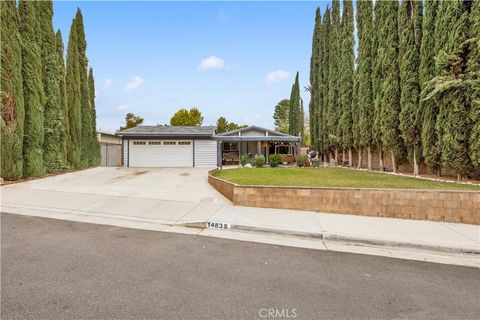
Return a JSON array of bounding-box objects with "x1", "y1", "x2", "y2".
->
[{"x1": 2, "y1": 213, "x2": 480, "y2": 320}]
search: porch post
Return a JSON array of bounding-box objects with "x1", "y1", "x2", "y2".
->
[
  {"x1": 217, "y1": 141, "x2": 222, "y2": 168},
  {"x1": 238, "y1": 141, "x2": 241, "y2": 163},
  {"x1": 266, "y1": 143, "x2": 269, "y2": 164},
  {"x1": 257, "y1": 141, "x2": 261, "y2": 155}
]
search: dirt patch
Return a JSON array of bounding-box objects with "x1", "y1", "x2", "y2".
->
[
  {"x1": 179, "y1": 172, "x2": 190, "y2": 176},
  {"x1": 133, "y1": 171, "x2": 149, "y2": 176}
]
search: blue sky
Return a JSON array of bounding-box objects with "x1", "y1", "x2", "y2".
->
[{"x1": 53, "y1": 1, "x2": 331, "y2": 132}]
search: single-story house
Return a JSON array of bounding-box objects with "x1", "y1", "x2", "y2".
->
[{"x1": 116, "y1": 125, "x2": 300, "y2": 168}]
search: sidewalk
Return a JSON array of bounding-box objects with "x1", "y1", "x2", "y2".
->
[{"x1": 2, "y1": 187, "x2": 479, "y2": 268}]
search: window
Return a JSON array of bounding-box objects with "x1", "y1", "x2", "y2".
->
[
  {"x1": 223, "y1": 142, "x2": 238, "y2": 152},
  {"x1": 148, "y1": 141, "x2": 162, "y2": 145},
  {"x1": 133, "y1": 141, "x2": 146, "y2": 145},
  {"x1": 163, "y1": 141, "x2": 176, "y2": 145},
  {"x1": 178, "y1": 141, "x2": 191, "y2": 145}
]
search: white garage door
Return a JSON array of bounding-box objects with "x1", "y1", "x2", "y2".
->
[
  {"x1": 194, "y1": 140, "x2": 217, "y2": 167},
  {"x1": 129, "y1": 140, "x2": 193, "y2": 167}
]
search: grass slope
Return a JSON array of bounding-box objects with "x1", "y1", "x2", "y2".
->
[{"x1": 213, "y1": 168, "x2": 480, "y2": 191}]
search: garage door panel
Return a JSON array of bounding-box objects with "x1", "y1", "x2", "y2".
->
[
  {"x1": 194, "y1": 140, "x2": 217, "y2": 167},
  {"x1": 129, "y1": 140, "x2": 193, "y2": 167}
]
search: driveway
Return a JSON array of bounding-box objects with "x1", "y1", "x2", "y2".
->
[
  {"x1": 1, "y1": 167, "x2": 234, "y2": 226},
  {"x1": 3, "y1": 167, "x2": 228, "y2": 203}
]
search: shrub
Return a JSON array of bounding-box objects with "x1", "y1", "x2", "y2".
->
[
  {"x1": 240, "y1": 154, "x2": 248, "y2": 167},
  {"x1": 268, "y1": 154, "x2": 282, "y2": 167},
  {"x1": 311, "y1": 159, "x2": 321, "y2": 168},
  {"x1": 295, "y1": 155, "x2": 308, "y2": 167},
  {"x1": 255, "y1": 154, "x2": 265, "y2": 168}
]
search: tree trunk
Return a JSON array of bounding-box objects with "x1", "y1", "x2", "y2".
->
[
  {"x1": 342, "y1": 150, "x2": 346, "y2": 165},
  {"x1": 367, "y1": 146, "x2": 372, "y2": 170},
  {"x1": 334, "y1": 149, "x2": 338, "y2": 166},
  {"x1": 413, "y1": 149, "x2": 419, "y2": 176},
  {"x1": 391, "y1": 151, "x2": 397, "y2": 173},
  {"x1": 348, "y1": 148, "x2": 352, "y2": 167},
  {"x1": 379, "y1": 149, "x2": 384, "y2": 171},
  {"x1": 457, "y1": 174, "x2": 462, "y2": 181},
  {"x1": 357, "y1": 148, "x2": 363, "y2": 168}
]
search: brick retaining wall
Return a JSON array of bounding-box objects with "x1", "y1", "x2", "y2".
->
[{"x1": 208, "y1": 173, "x2": 480, "y2": 225}]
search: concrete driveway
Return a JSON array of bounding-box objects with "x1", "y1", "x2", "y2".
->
[{"x1": 3, "y1": 167, "x2": 228, "y2": 204}]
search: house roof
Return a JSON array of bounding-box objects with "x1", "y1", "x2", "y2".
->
[
  {"x1": 215, "y1": 125, "x2": 291, "y2": 137},
  {"x1": 213, "y1": 125, "x2": 300, "y2": 142},
  {"x1": 116, "y1": 125, "x2": 216, "y2": 137}
]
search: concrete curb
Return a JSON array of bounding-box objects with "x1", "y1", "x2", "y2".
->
[
  {"x1": 2, "y1": 204, "x2": 478, "y2": 256},
  {"x1": 179, "y1": 221, "x2": 480, "y2": 255}
]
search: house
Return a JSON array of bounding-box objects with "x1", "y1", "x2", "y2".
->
[
  {"x1": 116, "y1": 125, "x2": 300, "y2": 168},
  {"x1": 214, "y1": 125, "x2": 301, "y2": 166}
]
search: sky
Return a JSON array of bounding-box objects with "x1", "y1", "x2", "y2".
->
[{"x1": 53, "y1": 1, "x2": 331, "y2": 133}]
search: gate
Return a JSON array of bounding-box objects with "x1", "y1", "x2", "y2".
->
[{"x1": 100, "y1": 144, "x2": 122, "y2": 167}]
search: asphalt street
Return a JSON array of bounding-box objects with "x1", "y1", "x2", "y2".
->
[{"x1": 2, "y1": 213, "x2": 479, "y2": 320}]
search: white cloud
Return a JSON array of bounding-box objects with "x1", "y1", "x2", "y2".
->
[
  {"x1": 104, "y1": 78, "x2": 112, "y2": 89},
  {"x1": 217, "y1": 9, "x2": 228, "y2": 23},
  {"x1": 266, "y1": 70, "x2": 290, "y2": 86},
  {"x1": 198, "y1": 56, "x2": 225, "y2": 70},
  {"x1": 118, "y1": 104, "x2": 129, "y2": 111},
  {"x1": 124, "y1": 75, "x2": 145, "y2": 92}
]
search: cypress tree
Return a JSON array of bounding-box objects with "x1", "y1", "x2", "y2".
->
[
  {"x1": 372, "y1": 1, "x2": 385, "y2": 170},
  {"x1": 352, "y1": 70, "x2": 361, "y2": 167},
  {"x1": 88, "y1": 67, "x2": 100, "y2": 166},
  {"x1": 398, "y1": 0, "x2": 423, "y2": 175},
  {"x1": 19, "y1": 0, "x2": 45, "y2": 177},
  {"x1": 327, "y1": 0, "x2": 341, "y2": 163},
  {"x1": 65, "y1": 17, "x2": 82, "y2": 167},
  {"x1": 289, "y1": 72, "x2": 301, "y2": 137},
  {"x1": 1, "y1": 0, "x2": 25, "y2": 179},
  {"x1": 419, "y1": 0, "x2": 440, "y2": 174},
  {"x1": 357, "y1": 0, "x2": 374, "y2": 170},
  {"x1": 468, "y1": 0, "x2": 480, "y2": 168},
  {"x1": 379, "y1": 0, "x2": 403, "y2": 173},
  {"x1": 320, "y1": 8, "x2": 331, "y2": 160},
  {"x1": 75, "y1": 9, "x2": 93, "y2": 167},
  {"x1": 38, "y1": 0, "x2": 67, "y2": 173},
  {"x1": 309, "y1": 8, "x2": 321, "y2": 150},
  {"x1": 338, "y1": 0, "x2": 354, "y2": 166},
  {"x1": 425, "y1": 0, "x2": 472, "y2": 179},
  {"x1": 56, "y1": 30, "x2": 69, "y2": 167}
]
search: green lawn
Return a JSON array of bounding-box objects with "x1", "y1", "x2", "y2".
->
[{"x1": 213, "y1": 167, "x2": 480, "y2": 191}]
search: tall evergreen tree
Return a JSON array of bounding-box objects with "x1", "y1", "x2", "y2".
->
[
  {"x1": 357, "y1": 0, "x2": 374, "y2": 170},
  {"x1": 320, "y1": 8, "x2": 331, "y2": 160},
  {"x1": 425, "y1": 0, "x2": 472, "y2": 179},
  {"x1": 65, "y1": 16, "x2": 82, "y2": 167},
  {"x1": 372, "y1": 1, "x2": 385, "y2": 170},
  {"x1": 468, "y1": 0, "x2": 480, "y2": 168},
  {"x1": 398, "y1": 0, "x2": 423, "y2": 175},
  {"x1": 1, "y1": 0, "x2": 25, "y2": 179},
  {"x1": 88, "y1": 67, "x2": 100, "y2": 166},
  {"x1": 56, "y1": 30, "x2": 69, "y2": 167},
  {"x1": 352, "y1": 70, "x2": 361, "y2": 167},
  {"x1": 75, "y1": 9, "x2": 93, "y2": 167},
  {"x1": 379, "y1": 0, "x2": 403, "y2": 173},
  {"x1": 327, "y1": 0, "x2": 341, "y2": 162},
  {"x1": 338, "y1": 0, "x2": 355, "y2": 166},
  {"x1": 38, "y1": 0, "x2": 67, "y2": 173},
  {"x1": 288, "y1": 72, "x2": 301, "y2": 137},
  {"x1": 309, "y1": 8, "x2": 321, "y2": 150},
  {"x1": 19, "y1": 0, "x2": 45, "y2": 177},
  {"x1": 419, "y1": 0, "x2": 440, "y2": 174}
]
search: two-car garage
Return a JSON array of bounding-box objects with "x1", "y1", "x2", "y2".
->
[{"x1": 118, "y1": 126, "x2": 218, "y2": 168}]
